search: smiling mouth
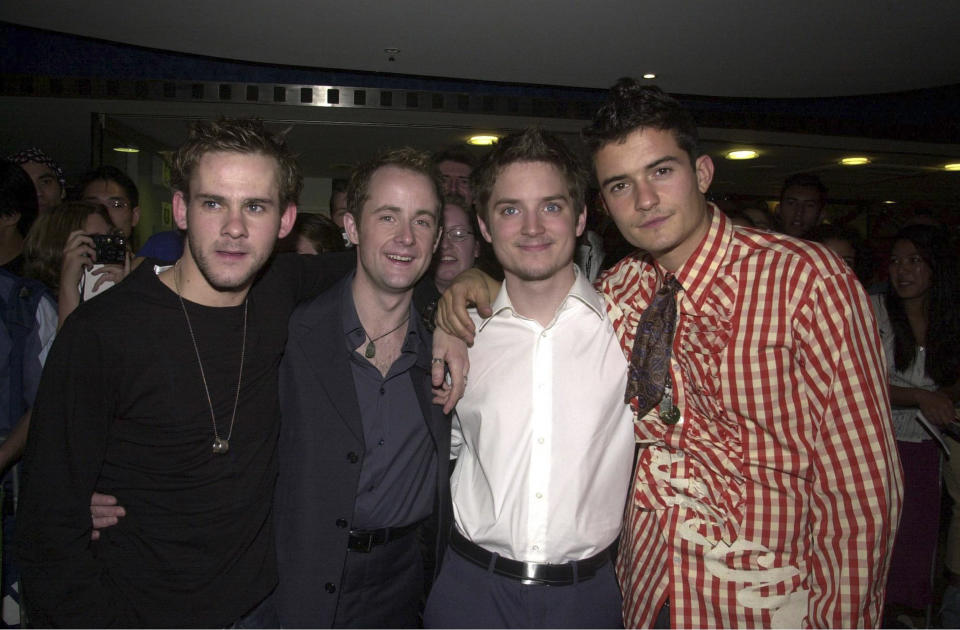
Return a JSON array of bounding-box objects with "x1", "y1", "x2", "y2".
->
[
  {"x1": 386, "y1": 254, "x2": 413, "y2": 263},
  {"x1": 439, "y1": 255, "x2": 457, "y2": 262}
]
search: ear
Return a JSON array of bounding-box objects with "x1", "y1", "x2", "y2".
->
[
  {"x1": 277, "y1": 203, "x2": 297, "y2": 239},
  {"x1": 172, "y1": 191, "x2": 189, "y2": 230},
  {"x1": 477, "y1": 215, "x2": 493, "y2": 244},
  {"x1": 342, "y1": 212, "x2": 360, "y2": 246},
  {"x1": 695, "y1": 154, "x2": 715, "y2": 194},
  {"x1": 131, "y1": 206, "x2": 141, "y2": 228},
  {"x1": 575, "y1": 205, "x2": 587, "y2": 238}
]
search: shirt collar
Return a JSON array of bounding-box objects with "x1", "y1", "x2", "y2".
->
[
  {"x1": 653, "y1": 203, "x2": 731, "y2": 309},
  {"x1": 478, "y1": 265, "x2": 605, "y2": 333},
  {"x1": 341, "y1": 271, "x2": 425, "y2": 357}
]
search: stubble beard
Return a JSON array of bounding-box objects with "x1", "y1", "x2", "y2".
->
[{"x1": 188, "y1": 237, "x2": 265, "y2": 294}]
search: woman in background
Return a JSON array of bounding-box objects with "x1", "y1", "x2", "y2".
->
[
  {"x1": 23, "y1": 201, "x2": 128, "y2": 326},
  {"x1": 872, "y1": 224, "x2": 960, "y2": 626}
]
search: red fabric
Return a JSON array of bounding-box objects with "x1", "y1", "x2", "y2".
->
[{"x1": 599, "y1": 208, "x2": 903, "y2": 628}]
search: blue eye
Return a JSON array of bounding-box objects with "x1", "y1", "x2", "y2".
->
[
  {"x1": 502, "y1": 206, "x2": 519, "y2": 216},
  {"x1": 544, "y1": 203, "x2": 561, "y2": 213}
]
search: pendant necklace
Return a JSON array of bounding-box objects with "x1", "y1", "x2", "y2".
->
[
  {"x1": 363, "y1": 315, "x2": 410, "y2": 359},
  {"x1": 175, "y1": 261, "x2": 248, "y2": 455}
]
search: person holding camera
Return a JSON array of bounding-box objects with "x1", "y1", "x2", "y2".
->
[{"x1": 22, "y1": 200, "x2": 130, "y2": 326}]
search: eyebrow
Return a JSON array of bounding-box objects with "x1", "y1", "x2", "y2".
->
[
  {"x1": 492, "y1": 194, "x2": 570, "y2": 206},
  {"x1": 371, "y1": 205, "x2": 437, "y2": 219},
  {"x1": 195, "y1": 193, "x2": 276, "y2": 206},
  {"x1": 599, "y1": 155, "x2": 681, "y2": 188}
]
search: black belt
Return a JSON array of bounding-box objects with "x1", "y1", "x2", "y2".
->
[
  {"x1": 347, "y1": 520, "x2": 422, "y2": 553},
  {"x1": 449, "y1": 529, "x2": 611, "y2": 586}
]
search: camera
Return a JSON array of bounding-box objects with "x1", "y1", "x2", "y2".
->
[{"x1": 90, "y1": 233, "x2": 128, "y2": 265}]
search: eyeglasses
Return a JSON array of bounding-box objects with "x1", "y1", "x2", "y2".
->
[
  {"x1": 443, "y1": 227, "x2": 474, "y2": 242},
  {"x1": 85, "y1": 197, "x2": 130, "y2": 210}
]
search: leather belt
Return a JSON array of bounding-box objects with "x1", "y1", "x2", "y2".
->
[
  {"x1": 449, "y1": 529, "x2": 611, "y2": 586},
  {"x1": 347, "y1": 520, "x2": 422, "y2": 553}
]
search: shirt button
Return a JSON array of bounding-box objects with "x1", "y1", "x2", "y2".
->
[
  {"x1": 537, "y1": 437, "x2": 544, "y2": 444},
  {"x1": 379, "y1": 387, "x2": 385, "y2": 395},
  {"x1": 346, "y1": 452, "x2": 359, "y2": 463},
  {"x1": 378, "y1": 439, "x2": 385, "y2": 446},
  {"x1": 325, "y1": 583, "x2": 336, "y2": 593},
  {"x1": 535, "y1": 492, "x2": 543, "y2": 499},
  {"x1": 335, "y1": 518, "x2": 348, "y2": 528},
  {"x1": 532, "y1": 545, "x2": 540, "y2": 551}
]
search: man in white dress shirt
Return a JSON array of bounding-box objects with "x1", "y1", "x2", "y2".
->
[{"x1": 423, "y1": 128, "x2": 634, "y2": 629}]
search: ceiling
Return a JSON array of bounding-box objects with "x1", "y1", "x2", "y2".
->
[
  {"x1": 2, "y1": 1, "x2": 959, "y2": 98},
  {"x1": 1, "y1": 2, "x2": 959, "y2": 217}
]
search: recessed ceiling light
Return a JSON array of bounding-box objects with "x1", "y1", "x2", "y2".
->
[
  {"x1": 882, "y1": 200, "x2": 896, "y2": 204},
  {"x1": 467, "y1": 134, "x2": 499, "y2": 146},
  {"x1": 642, "y1": 73, "x2": 656, "y2": 80},
  {"x1": 725, "y1": 149, "x2": 758, "y2": 160},
  {"x1": 113, "y1": 146, "x2": 139, "y2": 153},
  {"x1": 840, "y1": 156, "x2": 870, "y2": 166},
  {"x1": 945, "y1": 162, "x2": 960, "y2": 171}
]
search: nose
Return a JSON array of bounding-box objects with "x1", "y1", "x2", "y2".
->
[
  {"x1": 521, "y1": 209, "x2": 544, "y2": 236},
  {"x1": 634, "y1": 180, "x2": 659, "y2": 212},
  {"x1": 395, "y1": 220, "x2": 415, "y2": 245},
  {"x1": 222, "y1": 208, "x2": 248, "y2": 239}
]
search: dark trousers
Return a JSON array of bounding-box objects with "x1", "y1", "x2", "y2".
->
[
  {"x1": 333, "y1": 534, "x2": 424, "y2": 628},
  {"x1": 423, "y1": 546, "x2": 623, "y2": 629}
]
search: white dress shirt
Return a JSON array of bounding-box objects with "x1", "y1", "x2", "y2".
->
[{"x1": 451, "y1": 268, "x2": 635, "y2": 564}]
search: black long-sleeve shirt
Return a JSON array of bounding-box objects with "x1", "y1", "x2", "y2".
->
[{"x1": 17, "y1": 253, "x2": 349, "y2": 627}]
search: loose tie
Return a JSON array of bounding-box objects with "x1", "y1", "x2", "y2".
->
[{"x1": 624, "y1": 275, "x2": 682, "y2": 423}]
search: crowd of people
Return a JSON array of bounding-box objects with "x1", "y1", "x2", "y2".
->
[{"x1": 0, "y1": 77, "x2": 957, "y2": 629}]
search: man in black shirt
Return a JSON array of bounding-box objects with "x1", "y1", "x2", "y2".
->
[
  {"x1": 275, "y1": 149, "x2": 451, "y2": 628},
  {"x1": 16, "y1": 118, "x2": 346, "y2": 627}
]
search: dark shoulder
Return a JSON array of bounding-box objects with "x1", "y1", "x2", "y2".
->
[{"x1": 255, "y1": 251, "x2": 355, "y2": 304}]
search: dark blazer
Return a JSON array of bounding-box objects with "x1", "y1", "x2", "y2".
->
[{"x1": 274, "y1": 275, "x2": 451, "y2": 628}]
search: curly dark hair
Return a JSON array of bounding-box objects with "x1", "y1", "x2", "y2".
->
[
  {"x1": 582, "y1": 78, "x2": 701, "y2": 165},
  {"x1": 884, "y1": 224, "x2": 960, "y2": 387}
]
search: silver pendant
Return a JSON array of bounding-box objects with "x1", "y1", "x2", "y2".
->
[
  {"x1": 212, "y1": 437, "x2": 230, "y2": 454},
  {"x1": 659, "y1": 385, "x2": 681, "y2": 425},
  {"x1": 364, "y1": 341, "x2": 376, "y2": 358}
]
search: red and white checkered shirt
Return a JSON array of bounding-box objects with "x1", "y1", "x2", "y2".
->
[{"x1": 600, "y1": 208, "x2": 903, "y2": 628}]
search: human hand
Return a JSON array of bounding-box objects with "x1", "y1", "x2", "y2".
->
[
  {"x1": 916, "y1": 389, "x2": 956, "y2": 427},
  {"x1": 430, "y1": 328, "x2": 469, "y2": 414},
  {"x1": 61, "y1": 229, "x2": 96, "y2": 289},
  {"x1": 90, "y1": 491, "x2": 125, "y2": 541},
  {"x1": 436, "y1": 268, "x2": 497, "y2": 346},
  {"x1": 88, "y1": 252, "x2": 131, "y2": 292}
]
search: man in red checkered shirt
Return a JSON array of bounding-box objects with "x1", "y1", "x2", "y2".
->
[{"x1": 581, "y1": 79, "x2": 903, "y2": 628}]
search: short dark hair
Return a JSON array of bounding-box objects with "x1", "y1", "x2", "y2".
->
[
  {"x1": 346, "y1": 148, "x2": 444, "y2": 232},
  {"x1": 328, "y1": 177, "x2": 348, "y2": 213},
  {"x1": 471, "y1": 127, "x2": 588, "y2": 224},
  {"x1": 780, "y1": 173, "x2": 827, "y2": 205},
  {"x1": 0, "y1": 159, "x2": 40, "y2": 237},
  {"x1": 78, "y1": 165, "x2": 140, "y2": 209},
  {"x1": 582, "y1": 78, "x2": 701, "y2": 165},
  {"x1": 804, "y1": 223, "x2": 872, "y2": 284},
  {"x1": 433, "y1": 147, "x2": 476, "y2": 170},
  {"x1": 292, "y1": 213, "x2": 346, "y2": 254},
  {"x1": 170, "y1": 117, "x2": 302, "y2": 208}
]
